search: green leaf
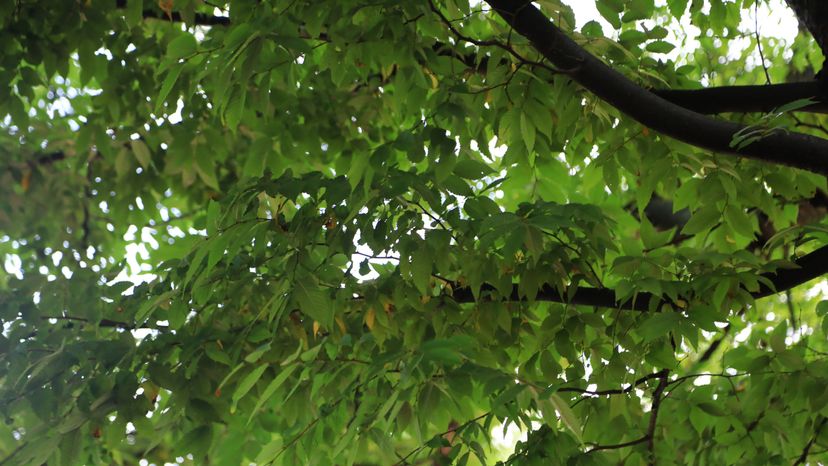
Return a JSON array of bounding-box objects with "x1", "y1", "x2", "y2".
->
[
  {"x1": 248, "y1": 365, "x2": 298, "y2": 424},
  {"x1": 769, "y1": 322, "x2": 787, "y2": 354},
  {"x1": 231, "y1": 364, "x2": 268, "y2": 411},
  {"x1": 205, "y1": 345, "x2": 232, "y2": 365},
  {"x1": 453, "y1": 159, "x2": 493, "y2": 179},
  {"x1": 155, "y1": 64, "x2": 184, "y2": 113},
  {"x1": 548, "y1": 394, "x2": 583, "y2": 443},
  {"x1": 595, "y1": 1, "x2": 623, "y2": 29},
  {"x1": 255, "y1": 438, "x2": 284, "y2": 464},
  {"x1": 696, "y1": 402, "x2": 726, "y2": 417},
  {"x1": 520, "y1": 113, "x2": 536, "y2": 154},
  {"x1": 667, "y1": 0, "x2": 689, "y2": 19},
  {"x1": 130, "y1": 139, "x2": 152, "y2": 169},
  {"x1": 125, "y1": 0, "x2": 143, "y2": 27},
  {"x1": 689, "y1": 406, "x2": 708, "y2": 432},
  {"x1": 410, "y1": 247, "x2": 432, "y2": 295},
  {"x1": 646, "y1": 40, "x2": 676, "y2": 54},
  {"x1": 294, "y1": 280, "x2": 334, "y2": 328},
  {"x1": 167, "y1": 34, "x2": 198, "y2": 60},
  {"x1": 347, "y1": 154, "x2": 370, "y2": 191},
  {"x1": 244, "y1": 343, "x2": 272, "y2": 364},
  {"x1": 420, "y1": 336, "x2": 474, "y2": 365},
  {"x1": 637, "y1": 312, "x2": 681, "y2": 342},
  {"x1": 682, "y1": 205, "x2": 720, "y2": 235},
  {"x1": 724, "y1": 204, "x2": 754, "y2": 239}
]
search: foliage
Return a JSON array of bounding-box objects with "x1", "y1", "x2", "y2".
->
[{"x1": 1, "y1": 0, "x2": 827, "y2": 464}]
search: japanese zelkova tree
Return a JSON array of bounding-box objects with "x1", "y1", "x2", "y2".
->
[{"x1": 4, "y1": 0, "x2": 828, "y2": 464}]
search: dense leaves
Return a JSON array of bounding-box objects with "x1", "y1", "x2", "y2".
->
[{"x1": 1, "y1": 0, "x2": 827, "y2": 464}]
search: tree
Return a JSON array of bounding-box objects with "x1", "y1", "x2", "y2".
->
[{"x1": 1, "y1": 0, "x2": 828, "y2": 464}]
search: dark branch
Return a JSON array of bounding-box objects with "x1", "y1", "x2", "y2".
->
[
  {"x1": 653, "y1": 82, "x2": 828, "y2": 115},
  {"x1": 755, "y1": 245, "x2": 828, "y2": 297},
  {"x1": 793, "y1": 417, "x2": 827, "y2": 465},
  {"x1": 558, "y1": 369, "x2": 668, "y2": 396},
  {"x1": 647, "y1": 373, "x2": 669, "y2": 464},
  {"x1": 587, "y1": 435, "x2": 649, "y2": 452},
  {"x1": 116, "y1": 1, "x2": 828, "y2": 120},
  {"x1": 484, "y1": 0, "x2": 828, "y2": 175},
  {"x1": 786, "y1": 0, "x2": 828, "y2": 67},
  {"x1": 449, "y1": 245, "x2": 828, "y2": 311}
]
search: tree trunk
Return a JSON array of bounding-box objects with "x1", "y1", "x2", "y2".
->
[{"x1": 787, "y1": 0, "x2": 828, "y2": 66}]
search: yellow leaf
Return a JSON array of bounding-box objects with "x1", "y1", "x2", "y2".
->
[
  {"x1": 158, "y1": 0, "x2": 173, "y2": 19},
  {"x1": 365, "y1": 307, "x2": 375, "y2": 330},
  {"x1": 20, "y1": 170, "x2": 30, "y2": 192},
  {"x1": 312, "y1": 320, "x2": 320, "y2": 337}
]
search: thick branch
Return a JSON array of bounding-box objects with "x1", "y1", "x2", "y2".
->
[
  {"x1": 485, "y1": 0, "x2": 828, "y2": 175},
  {"x1": 653, "y1": 82, "x2": 828, "y2": 115},
  {"x1": 786, "y1": 0, "x2": 828, "y2": 64},
  {"x1": 449, "y1": 245, "x2": 828, "y2": 311}
]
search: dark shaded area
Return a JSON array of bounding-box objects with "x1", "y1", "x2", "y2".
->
[
  {"x1": 653, "y1": 82, "x2": 828, "y2": 114},
  {"x1": 449, "y1": 245, "x2": 828, "y2": 310}
]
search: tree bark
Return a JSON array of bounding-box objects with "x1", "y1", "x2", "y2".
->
[
  {"x1": 787, "y1": 0, "x2": 828, "y2": 63},
  {"x1": 484, "y1": 0, "x2": 828, "y2": 175}
]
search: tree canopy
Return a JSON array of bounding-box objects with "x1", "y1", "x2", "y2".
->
[{"x1": 2, "y1": 0, "x2": 828, "y2": 464}]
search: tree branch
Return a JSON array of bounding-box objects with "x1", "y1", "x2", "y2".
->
[
  {"x1": 116, "y1": 1, "x2": 828, "y2": 119},
  {"x1": 484, "y1": 0, "x2": 828, "y2": 175},
  {"x1": 646, "y1": 372, "x2": 669, "y2": 465},
  {"x1": 448, "y1": 245, "x2": 828, "y2": 310},
  {"x1": 793, "y1": 416, "x2": 827, "y2": 465},
  {"x1": 586, "y1": 435, "x2": 649, "y2": 452},
  {"x1": 653, "y1": 82, "x2": 828, "y2": 115},
  {"x1": 558, "y1": 369, "x2": 668, "y2": 396}
]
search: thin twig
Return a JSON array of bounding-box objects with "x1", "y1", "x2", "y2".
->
[
  {"x1": 793, "y1": 417, "x2": 827, "y2": 465},
  {"x1": 753, "y1": 2, "x2": 772, "y2": 85},
  {"x1": 587, "y1": 435, "x2": 649, "y2": 452},
  {"x1": 646, "y1": 372, "x2": 669, "y2": 465}
]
